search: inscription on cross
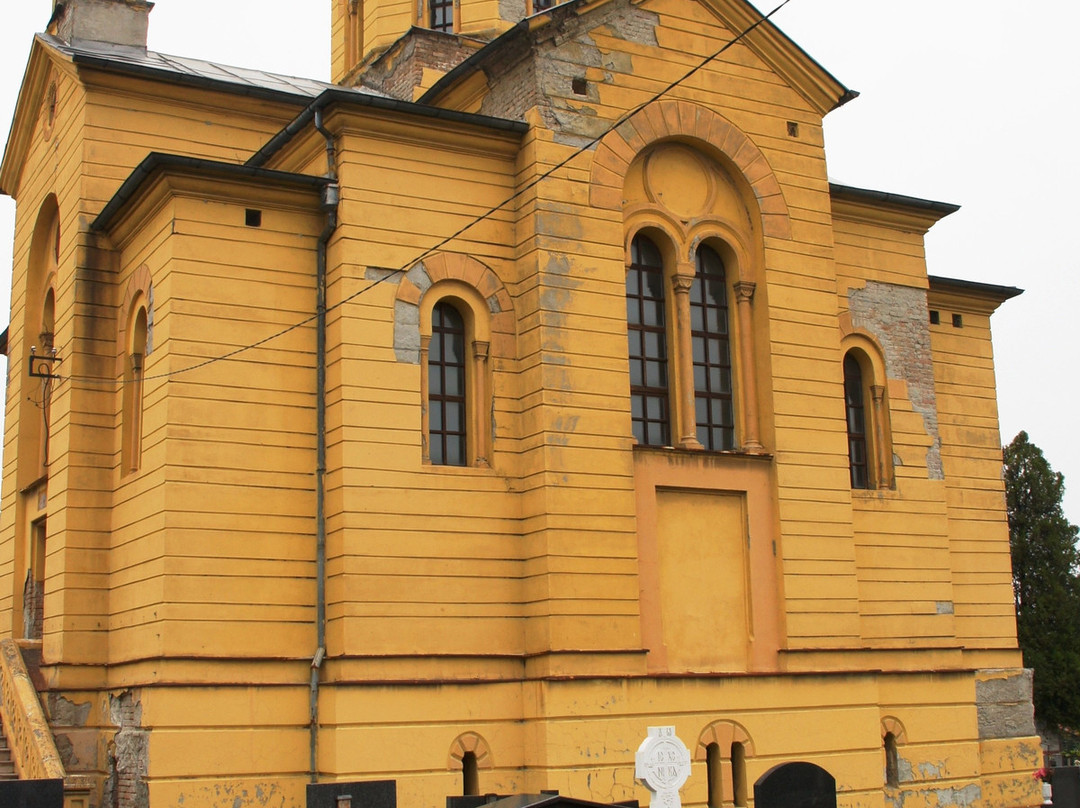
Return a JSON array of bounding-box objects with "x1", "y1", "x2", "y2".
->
[{"x1": 635, "y1": 726, "x2": 691, "y2": 808}]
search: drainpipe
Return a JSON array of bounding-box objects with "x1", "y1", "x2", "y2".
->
[{"x1": 310, "y1": 107, "x2": 339, "y2": 784}]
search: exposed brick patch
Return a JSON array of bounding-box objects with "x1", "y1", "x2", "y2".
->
[
  {"x1": 848, "y1": 281, "x2": 943, "y2": 479},
  {"x1": 460, "y1": 0, "x2": 661, "y2": 144},
  {"x1": 360, "y1": 29, "x2": 486, "y2": 101},
  {"x1": 103, "y1": 690, "x2": 149, "y2": 808}
]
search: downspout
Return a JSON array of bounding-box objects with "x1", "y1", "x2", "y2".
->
[{"x1": 310, "y1": 108, "x2": 339, "y2": 784}]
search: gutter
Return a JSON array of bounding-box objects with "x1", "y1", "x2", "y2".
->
[{"x1": 308, "y1": 110, "x2": 340, "y2": 784}]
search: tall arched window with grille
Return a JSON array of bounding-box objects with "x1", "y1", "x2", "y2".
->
[
  {"x1": 429, "y1": 301, "x2": 467, "y2": 466},
  {"x1": 692, "y1": 245, "x2": 735, "y2": 450},
  {"x1": 627, "y1": 234, "x2": 670, "y2": 446},
  {"x1": 843, "y1": 352, "x2": 870, "y2": 489}
]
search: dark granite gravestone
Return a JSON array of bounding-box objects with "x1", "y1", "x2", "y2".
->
[
  {"x1": 0, "y1": 778, "x2": 64, "y2": 808},
  {"x1": 754, "y1": 762, "x2": 837, "y2": 808},
  {"x1": 307, "y1": 778, "x2": 397, "y2": 808},
  {"x1": 1053, "y1": 767, "x2": 1080, "y2": 808}
]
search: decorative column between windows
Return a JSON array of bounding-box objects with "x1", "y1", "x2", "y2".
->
[
  {"x1": 672, "y1": 269, "x2": 703, "y2": 450},
  {"x1": 419, "y1": 334, "x2": 431, "y2": 462},
  {"x1": 870, "y1": 384, "x2": 892, "y2": 488},
  {"x1": 733, "y1": 281, "x2": 763, "y2": 452},
  {"x1": 472, "y1": 340, "x2": 490, "y2": 467}
]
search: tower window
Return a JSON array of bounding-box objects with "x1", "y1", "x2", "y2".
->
[{"x1": 430, "y1": 0, "x2": 453, "y2": 32}]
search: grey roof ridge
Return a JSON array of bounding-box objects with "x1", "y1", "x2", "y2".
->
[{"x1": 38, "y1": 32, "x2": 390, "y2": 104}]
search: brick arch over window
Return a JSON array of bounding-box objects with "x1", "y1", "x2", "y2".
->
[
  {"x1": 881, "y1": 716, "x2": 908, "y2": 743},
  {"x1": 590, "y1": 99, "x2": 792, "y2": 240},
  {"x1": 695, "y1": 720, "x2": 756, "y2": 760},
  {"x1": 447, "y1": 731, "x2": 494, "y2": 770},
  {"x1": 394, "y1": 253, "x2": 514, "y2": 364}
]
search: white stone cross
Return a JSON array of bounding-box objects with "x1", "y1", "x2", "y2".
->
[{"x1": 635, "y1": 726, "x2": 691, "y2": 808}]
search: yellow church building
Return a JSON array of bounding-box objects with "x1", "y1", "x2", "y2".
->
[{"x1": 0, "y1": 0, "x2": 1039, "y2": 806}]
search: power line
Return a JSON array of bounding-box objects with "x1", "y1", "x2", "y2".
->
[{"x1": 68, "y1": 0, "x2": 795, "y2": 387}]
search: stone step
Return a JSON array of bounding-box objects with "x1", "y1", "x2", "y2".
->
[{"x1": 0, "y1": 718, "x2": 18, "y2": 780}]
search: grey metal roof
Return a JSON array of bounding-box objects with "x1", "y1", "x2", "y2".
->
[{"x1": 39, "y1": 33, "x2": 388, "y2": 103}]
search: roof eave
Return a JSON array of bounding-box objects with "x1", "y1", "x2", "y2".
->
[
  {"x1": 830, "y1": 182, "x2": 960, "y2": 234},
  {"x1": 928, "y1": 275, "x2": 1023, "y2": 310},
  {"x1": 247, "y1": 87, "x2": 528, "y2": 169},
  {"x1": 92, "y1": 152, "x2": 331, "y2": 234}
]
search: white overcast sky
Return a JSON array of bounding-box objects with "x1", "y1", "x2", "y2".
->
[{"x1": 1, "y1": 0, "x2": 1078, "y2": 523}]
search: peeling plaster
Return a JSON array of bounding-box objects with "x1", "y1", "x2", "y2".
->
[
  {"x1": 48, "y1": 693, "x2": 92, "y2": 726},
  {"x1": 177, "y1": 781, "x2": 293, "y2": 808},
  {"x1": 104, "y1": 690, "x2": 149, "y2": 808},
  {"x1": 848, "y1": 281, "x2": 943, "y2": 479}
]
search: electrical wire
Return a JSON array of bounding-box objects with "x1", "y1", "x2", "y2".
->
[{"x1": 65, "y1": 0, "x2": 795, "y2": 387}]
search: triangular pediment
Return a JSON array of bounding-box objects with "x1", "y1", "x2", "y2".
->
[
  {"x1": 0, "y1": 36, "x2": 79, "y2": 198},
  {"x1": 419, "y1": 0, "x2": 852, "y2": 119}
]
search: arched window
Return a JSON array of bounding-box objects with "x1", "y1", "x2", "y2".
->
[
  {"x1": 461, "y1": 750, "x2": 479, "y2": 796},
  {"x1": 706, "y1": 742, "x2": 722, "y2": 808},
  {"x1": 122, "y1": 302, "x2": 149, "y2": 474},
  {"x1": 692, "y1": 245, "x2": 735, "y2": 451},
  {"x1": 841, "y1": 342, "x2": 893, "y2": 490},
  {"x1": 843, "y1": 352, "x2": 869, "y2": 489},
  {"x1": 884, "y1": 731, "x2": 899, "y2": 787},
  {"x1": 624, "y1": 227, "x2": 763, "y2": 453},
  {"x1": 429, "y1": 301, "x2": 468, "y2": 466},
  {"x1": 626, "y1": 234, "x2": 670, "y2": 447},
  {"x1": 730, "y1": 741, "x2": 747, "y2": 807},
  {"x1": 18, "y1": 196, "x2": 60, "y2": 641}
]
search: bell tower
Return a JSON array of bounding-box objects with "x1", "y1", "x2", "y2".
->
[{"x1": 331, "y1": 0, "x2": 534, "y2": 86}]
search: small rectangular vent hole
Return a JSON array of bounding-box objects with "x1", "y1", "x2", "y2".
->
[
  {"x1": 245, "y1": 209, "x2": 262, "y2": 227},
  {"x1": 571, "y1": 77, "x2": 588, "y2": 96},
  {"x1": 952, "y1": 313, "x2": 963, "y2": 328},
  {"x1": 929, "y1": 310, "x2": 940, "y2": 325}
]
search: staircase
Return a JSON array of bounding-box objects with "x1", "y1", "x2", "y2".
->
[{"x1": 0, "y1": 721, "x2": 17, "y2": 780}]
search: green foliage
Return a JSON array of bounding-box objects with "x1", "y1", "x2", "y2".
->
[{"x1": 1004, "y1": 431, "x2": 1080, "y2": 733}]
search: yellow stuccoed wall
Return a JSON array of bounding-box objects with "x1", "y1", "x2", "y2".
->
[{"x1": 0, "y1": 0, "x2": 1040, "y2": 806}]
